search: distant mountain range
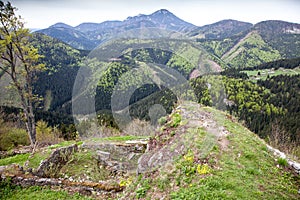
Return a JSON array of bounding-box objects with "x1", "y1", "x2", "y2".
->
[
  {"x1": 37, "y1": 9, "x2": 196, "y2": 50},
  {"x1": 36, "y1": 9, "x2": 300, "y2": 69},
  {"x1": 37, "y1": 9, "x2": 259, "y2": 50},
  {"x1": 2, "y1": 9, "x2": 299, "y2": 146}
]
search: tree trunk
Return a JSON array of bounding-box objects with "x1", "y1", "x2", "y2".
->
[
  {"x1": 25, "y1": 108, "x2": 36, "y2": 147},
  {"x1": 28, "y1": 101, "x2": 36, "y2": 146},
  {"x1": 18, "y1": 87, "x2": 36, "y2": 147}
]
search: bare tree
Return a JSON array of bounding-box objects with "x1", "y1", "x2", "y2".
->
[{"x1": 0, "y1": 1, "x2": 44, "y2": 147}]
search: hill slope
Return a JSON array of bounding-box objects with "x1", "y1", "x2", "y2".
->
[
  {"x1": 254, "y1": 20, "x2": 300, "y2": 58},
  {"x1": 190, "y1": 19, "x2": 253, "y2": 39},
  {"x1": 31, "y1": 33, "x2": 87, "y2": 112},
  {"x1": 123, "y1": 101, "x2": 299, "y2": 199},
  {"x1": 220, "y1": 30, "x2": 281, "y2": 68},
  {"x1": 199, "y1": 20, "x2": 300, "y2": 68},
  {"x1": 0, "y1": 101, "x2": 298, "y2": 199}
]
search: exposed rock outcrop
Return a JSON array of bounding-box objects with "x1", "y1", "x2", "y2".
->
[
  {"x1": 137, "y1": 102, "x2": 230, "y2": 173},
  {"x1": 83, "y1": 140, "x2": 147, "y2": 174},
  {"x1": 0, "y1": 171, "x2": 123, "y2": 197},
  {"x1": 35, "y1": 144, "x2": 78, "y2": 177},
  {"x1": 266, "y1": 144, "x2": 300, "y2": 175}
]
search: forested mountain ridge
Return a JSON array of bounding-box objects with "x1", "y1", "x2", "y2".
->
[
  {"x1": 17, "y1": 32, "x2": 300, "y2": 146},
  {"x1": 254, "y1": 20, "x2": 300, "y2": 36},
  {"x1": 36, "y1": 9, "x2": 300, "y2": 66},
  {"x1": 254, "y1": 20, "x2": 300, "y2": 59},
  {"x1": 0, "y1": 5, "x2": 300, "y2": 199},
  {"x1": 37, "y1": 25, "x2": 98, "y2": 50},
  {"x1": 30, "y1": 33, "x2": 88, "y2": 112},
  {"x1": 34, "y1": 32, "x2": 298, "y2": 151},
  {"x1": 50, "y1": 22, "x2": 74, "y2": 29},
  {"x1": 1, "y1": 8, "x2": 299, "y2": 158},
  {"x1": 199, "y1": 20, "x2": 300, "y2": 68},
  {"x1": 36, "y1": 9, "x2": 300, "y2": 71},
  {"x1": 189, "y1": 19, "x2": 253, "y2": 39}
]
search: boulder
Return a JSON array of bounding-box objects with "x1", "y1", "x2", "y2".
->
[{"x1": 35, "y1": 144, "x2": 78, "y2": 177}]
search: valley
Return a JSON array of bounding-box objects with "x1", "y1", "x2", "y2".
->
[{"x1": 0, "y1": 2, "x2": 299, "y2": 199}]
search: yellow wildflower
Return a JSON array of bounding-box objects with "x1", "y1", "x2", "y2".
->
[{"x1": 197, "y1": 164, "x2": 210, "y2": 175}]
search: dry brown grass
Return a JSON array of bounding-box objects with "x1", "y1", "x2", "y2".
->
[
  {"x1": 36, "y1": 120, "x2": 63, "y2": 145},
  {"x1": 268, "y1": 123, "x2": 299, "y2": 161},
  {"x1": 123, "y1": 119, "x2": 155, "y2": 136}
]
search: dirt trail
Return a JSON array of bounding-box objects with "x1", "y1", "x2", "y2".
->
[
  {"x1": 179, "y1": 102, "x2": 230, "y2": 151},
  {"x1": 137, "y1": 101, "x2": 231, "y2": 173}
]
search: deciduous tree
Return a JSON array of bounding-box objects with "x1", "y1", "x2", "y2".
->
[{"x1": 0, "y1": 1, "x2": 45, "y2": 147}]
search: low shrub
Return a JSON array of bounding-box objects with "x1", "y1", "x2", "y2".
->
[
  {"x1": 170, "y1": 112, "x2": 181, "y2": 128},
  {"x1": 158, "y1": 116, "x2": 167, "y2": 125},
  {"x1": 0, "y1": 128, "x2": 30, "y2": 151},
  {"x1": 36, "y1": 120, "x2": 63, "y2": 145}
]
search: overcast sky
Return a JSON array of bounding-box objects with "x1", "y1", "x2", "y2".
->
[{"x1": 10, "y1": 0, "x2": 300, "y2": 29}]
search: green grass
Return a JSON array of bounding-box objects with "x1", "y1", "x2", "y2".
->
[
  {"x1": 59, "y1": 149, "x2": 112, "y2": 182},
  {"x1": 26, "y1": 150, "x2": 52, "y2": 169},
  {"x1": 0, "y1": 140, "x2": 83, "y2": 169},
  {"x1": 48, "y1": 140, "x2": 83, "y2": 149},
  {"x1": 2, "y1": 103, "x2": 299, "y2": 199},
  {"x1": 0, "y1": 179, "x2": 92, "y2": 200},
  {"x1": 200, "y1": 107, "x2": 299, "y2": 199},
  {"x1": 243, "y1": 67, "x2": 300, "y2": 81},
  {"x1": 277, "y1": 158, "x2": 288, "y2": 167},
  {"x1": 171, "y1": 113, "x2": 182, "y2": 128},
  {"x1": 0, "y1": 153, "x2": 30, "y2": 166},
  {"x1": 89, "y1": 135, "x2": 149, "y2": 143}
]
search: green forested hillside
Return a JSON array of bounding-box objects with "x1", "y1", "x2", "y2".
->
[
  {"x1": 85, "y1": 41, "x2": 218, "y2": 114},
  {"x1": 36, "y1": 26, "x2": 98, "y2": 50},
  {"x1": 190, "y1": 74, "x2": 300, "y2": 158},
  {"x1": 1, "y1": 23, "x2": 299, "y2": 156},
  {"x1": 221, "y1": 31, "x2": 281, "y2": 68},
  {"x1": 254, "y1": 20, "x2": 300, "y2": 58},
  {"x1": 0, "y1": 9, "x2": 300, "y2": 199},
  {"x1": 210, "y1": 59, "x2": 299, "y2": 147},
  {"x1": 8, "y1": 33, "x2": 300, "y2": 147},
  {"x1": 197, "y1": 21, "x2": 300, "y2": 69},
  {"x1": 31, "y1": 33, "x2": 88, "y2": 112}
]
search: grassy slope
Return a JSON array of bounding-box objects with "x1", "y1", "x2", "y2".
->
[
  {"x1": 121, "y1": 102, "x2": 299, "y2": 199},
  {"x1": 0, "y1": 141, "x2": 81, "y2": 167},
  {"x1": 199, "y1": 107, "x2": 299, "y2": 199}
]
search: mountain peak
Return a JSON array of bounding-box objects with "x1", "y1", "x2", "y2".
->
[
  {"x1": 254, "y1": 20, "x2": 300, "y2": 35},
  {"x1": 153, "y1": 9, "x2": 173, "y2": 15},
  {"x1": 50, "y1": 22, "x2": 73, "y2": 29}
]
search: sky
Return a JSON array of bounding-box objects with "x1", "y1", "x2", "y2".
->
[{"x1": 9, "y1": 0, "x2": 300, "y2": 29}]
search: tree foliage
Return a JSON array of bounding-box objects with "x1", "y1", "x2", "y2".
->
[{"x1": 0, "y1": 1, "x2": 44, "y2": 146}]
